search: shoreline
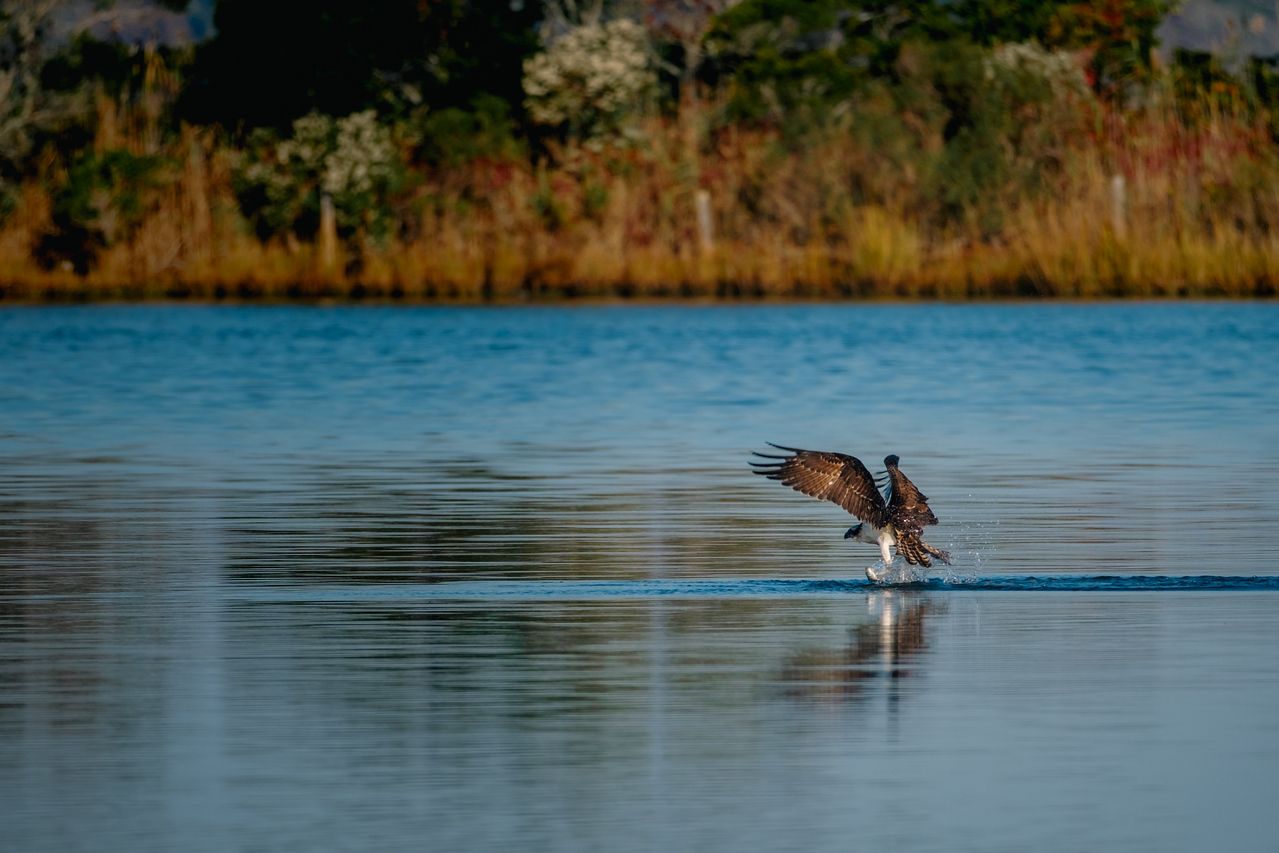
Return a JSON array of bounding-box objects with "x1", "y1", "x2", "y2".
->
[{"x1": 0, "y1": 289, "x2": 1273, "y2": 306}]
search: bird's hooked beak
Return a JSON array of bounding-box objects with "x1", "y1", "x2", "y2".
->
[{"x1": 844, "y1": 523, "x2": 863, "y2": 540}]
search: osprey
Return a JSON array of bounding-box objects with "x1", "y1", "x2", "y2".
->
[{"x1": 750, "y1": 444, "x2": 951, "y2": 582}]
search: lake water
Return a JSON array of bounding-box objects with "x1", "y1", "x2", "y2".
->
[{"x1": 2, "y1": 303, "x2": 1278, "y2": 852}]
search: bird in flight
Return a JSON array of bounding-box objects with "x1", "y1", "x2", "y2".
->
[{"x1": 750, "y1": 444, "x2": 951, "y2": 582}]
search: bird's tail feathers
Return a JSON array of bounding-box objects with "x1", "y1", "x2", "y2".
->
[
  {"x1": 899, "y1": 534, "x2": 953, "y2": 567},
  {"x1": 922, "y1": 542, "x2": 952, "y2": 566}
]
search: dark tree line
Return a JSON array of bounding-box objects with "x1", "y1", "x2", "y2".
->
[{"x1": 180, "y1": 0, "x2": 542, "y2": 132}]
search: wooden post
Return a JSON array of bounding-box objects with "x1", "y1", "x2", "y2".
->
[
  {"x1": 318, "y1": 192, "x2": 337, "y2": 274},
  {"x1": 1110, "y1": 174, "x2": 1127, "y2": 239},
  {"x1": 185, "y1": 131, "x2": 212, "y2": 268},
  {"x1": 695, "y1": 189, "x2": 714, "y2": 255}
]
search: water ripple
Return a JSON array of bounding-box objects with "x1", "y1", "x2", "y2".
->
[{"x1": 211, "y1": 574, "x2": 1279, "y2": 602}]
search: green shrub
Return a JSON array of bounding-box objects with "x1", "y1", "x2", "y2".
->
[
  {"x1": 910, "y1": 39, "x2": 1091, "y2": 234},
  {"x1": 416, "y1": 95, "x2": 525, "y2": 167},
  {"x1": 36, "y1": 148, "x2": 166, "y2": 273}
]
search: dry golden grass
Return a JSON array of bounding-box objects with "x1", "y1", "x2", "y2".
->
[{"x1": 1, "y1": 101, "x2": 1277, "y2": 301}]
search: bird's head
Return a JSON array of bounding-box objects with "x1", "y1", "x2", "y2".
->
[
  {"x1": 844, "y1": 523, "x2": 864, "y2": 541},
  {"x1": 883, "y1": 454, "x2": 900, "y2": 467}
]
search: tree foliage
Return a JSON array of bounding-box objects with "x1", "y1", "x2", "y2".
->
[
  {"x1": 704, "y1": 0, "x2": 1170, "y2": 123},
  {"x1": 182, "y1": 0, "x2": 542, "y2": 131}
]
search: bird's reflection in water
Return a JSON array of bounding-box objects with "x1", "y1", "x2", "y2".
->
[{"x1": 779, "y1": 591, "x2": 938, "y2": 707}]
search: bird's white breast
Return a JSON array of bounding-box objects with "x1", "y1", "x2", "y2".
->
[{"x1": 852, "y1": 524, "x2": 895, "y2": 546}]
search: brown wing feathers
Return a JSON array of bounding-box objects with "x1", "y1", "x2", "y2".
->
[
  {"x1": 750, "y1": 444, "x2": 887, "y2": 527},
  {"x1": 755, "y1": 446, "x2": 950, "y2": 567},
  {"x1": 884, "y1": 455, "x2": 939, "y2": 532}
]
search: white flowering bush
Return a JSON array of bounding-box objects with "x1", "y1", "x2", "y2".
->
[
  {"x1": 523, "y1": 19, "x2": 655, "y2": 134},
  {"x1": 986, "y1": 42, "x2": 1088, "y2": 97},
  {"x1": 237, "y1": 110, "x2": 402, "y2": 241},
  {"x1": 324, "y1": 110, "x2": 399, "y2": 198}
]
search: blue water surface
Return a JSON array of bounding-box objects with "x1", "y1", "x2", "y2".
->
[{"x1": 1, "y1": 303, "x2": 1278, "y2": 852}]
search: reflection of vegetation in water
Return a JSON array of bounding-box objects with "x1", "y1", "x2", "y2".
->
[
  {"x1": 211, "y1": 456, "x2": 838, "y2": 584},
  {"x1": 0, "y1": 451, "x2": 847, "y2": 587},
  {"x1": 233, "y1": 592, "x2": 943, "y2": 736},
  {"x1": 0, "y1": 461, "x2": 219, "y2": 732}
]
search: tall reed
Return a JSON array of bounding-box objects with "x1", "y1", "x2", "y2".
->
[{"x1": 1, "y1": 89, "x2": 1277, "y2": 300}]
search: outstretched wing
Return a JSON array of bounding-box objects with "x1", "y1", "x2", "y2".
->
[
  {"x1": 884, "y1": 456, "x2": 939, "y2": 533},
  {"x1": 750, "y1": 444, "x2": 888, "y2": 527}
]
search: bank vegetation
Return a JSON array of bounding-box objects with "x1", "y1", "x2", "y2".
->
[{"x1": 2, "y1": 0, "x2": 1277, "y2": 300}]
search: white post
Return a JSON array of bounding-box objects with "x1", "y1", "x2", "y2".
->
[
  {"x1": 695, "y1": 189, "x2": 714, "y2": 254},
  {"x1": 1110, "y1": 174, "x2": 1127, "y2": 239}
]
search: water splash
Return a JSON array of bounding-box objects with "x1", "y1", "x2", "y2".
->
[
  {"x1": 936, "y1": 566, "x2": 979, "y2": 585},
  {"x1": 866, "y1": 561, "x2": 930, "y2": 585},
  {"x1": 948, "y1": 509, "x2": 997, "y2": 577}
]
